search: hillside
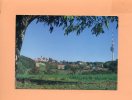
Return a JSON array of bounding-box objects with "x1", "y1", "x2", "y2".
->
[{"x1": 16, "y1": 55, "x2": 36, "y2": 74}]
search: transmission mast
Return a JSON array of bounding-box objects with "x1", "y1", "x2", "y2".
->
[{"x1": 110, "y1": 31, "x2": 114, "y2": 61}]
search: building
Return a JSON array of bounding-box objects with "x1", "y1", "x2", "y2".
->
[
  {"x1": 34, "y1": 57, "x2": 49, "y2": 62},
  {"x1": 58, "y1": 64, "x2": 65, "y2": 70}
]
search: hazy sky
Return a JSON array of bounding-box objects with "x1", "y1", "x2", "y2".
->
[{"x1": 20, "y1": 18, "x2": 118, "y2": 62}]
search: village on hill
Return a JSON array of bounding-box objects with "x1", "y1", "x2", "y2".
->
[{"x1": 34, "y1": 56, "x2": 109, "y2": 72}]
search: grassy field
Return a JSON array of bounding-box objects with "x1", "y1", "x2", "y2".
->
[
  {"x1": 16, "y1": 56, "x2": 117, "y2": 90},
  {"x1": 16, "y1": 73, "x2": 117, "y2": 90}
]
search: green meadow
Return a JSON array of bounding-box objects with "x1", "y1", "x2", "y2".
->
[
  {"x1": 16, "y1": 73, "x2": 117, "y2": 90},
  {"x1": 16, "y1": 55, "x2": 117, "y2": 90}
]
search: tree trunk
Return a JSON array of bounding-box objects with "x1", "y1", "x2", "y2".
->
[{"x1": 16, "y1": 15, "x2": 37, "y2": 62}]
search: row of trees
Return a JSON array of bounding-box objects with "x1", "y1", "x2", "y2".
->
[{"x1": 16, "y1": 55, "x2": 117, "y2": 76}]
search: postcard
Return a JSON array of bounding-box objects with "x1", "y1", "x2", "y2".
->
[{"x1": 0, "y1": 0, "x2": 132, "y2": 100}]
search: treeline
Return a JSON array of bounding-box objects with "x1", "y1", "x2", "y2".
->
[
  {"x1": 103, "y1": 60, "x2": 117, "y2": 73},
  {"x1": 16, "y1": 55, "x2": 117, "y2": 75}
]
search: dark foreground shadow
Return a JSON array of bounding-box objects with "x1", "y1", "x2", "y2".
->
[{"x1": 16, "y1": 78, "x2": 79, "y2": 85}]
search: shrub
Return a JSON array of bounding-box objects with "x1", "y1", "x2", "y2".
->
[
  {"x1": 103, "y1": 60, "x2": 117, "y2": 73},
  {"x1": 16, "y1": 55, "x2": 36, "y2": 74}
]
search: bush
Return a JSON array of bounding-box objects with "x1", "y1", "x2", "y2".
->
[
  {"x1": 16, "y1": 55, "x2": 36, "y2": 74},
  {"x1": 44, "y1": 63, "x2": 58, "y2": 74},
  {"x1": 103, "y1": 60, "x2": 117, "y2": 73}
]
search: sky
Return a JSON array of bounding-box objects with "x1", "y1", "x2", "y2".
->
[{"x1": 20, "y1": 18, "x2": 118, "y2": 62}]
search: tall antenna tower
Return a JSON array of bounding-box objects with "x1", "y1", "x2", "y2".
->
[{"x1": 110, "y1": 30, "x2": 114, "y2": 61}]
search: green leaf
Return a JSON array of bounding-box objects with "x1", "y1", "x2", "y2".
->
[{"x1": 105, "y1": 20, "x2": 109, "y2": 29}]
